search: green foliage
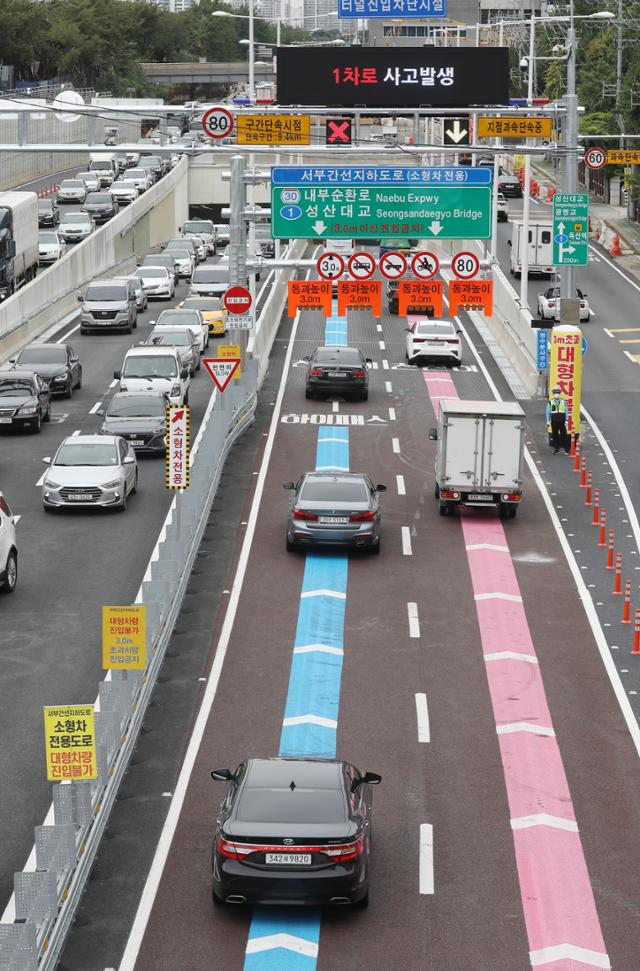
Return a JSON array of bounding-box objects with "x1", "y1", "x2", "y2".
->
[
  {"x1": 579, "y1": 111, "x2": 616, "y2": 137},
  {"x1": 0, "y1": 0, "x2": 324, "y2": 95}
]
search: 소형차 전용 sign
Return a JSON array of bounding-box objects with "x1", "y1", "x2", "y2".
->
[
  {"x1": 271, "y1": 166, "x2": 492, "y2": 240},
  {"x1": 43, "y1": 705, "x2": 98, "y2": 782}
]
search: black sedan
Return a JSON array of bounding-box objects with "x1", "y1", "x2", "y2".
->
[
  {"x1": 211, "y1": 757, "x2": 381, "y2": 907},
  {"x1": 305, "y1": 346, "x2": 371, "y2": 401},
  {"x1": 82, "y1": 191, "x2": 119, "y2": 223},
  {"x1": 98, "y1": 391, "x2": 167, "y2": 453},
  {"x1": 38, "y1": 198, "x2": 60, "y2": 227},
  {"x1": 0, "y1": 370, "x2": 51, "y2": 432},
  {"x1": 10, "y1": 343, "x2": 82, "y2": 398}
]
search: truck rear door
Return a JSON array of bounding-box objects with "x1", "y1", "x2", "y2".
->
[
  {"x1": 443, "y1": 415, "x2": 481, "y2": 488},
  {"x1": 482, "y1": 418, "x2": 522, "y2": 491}
]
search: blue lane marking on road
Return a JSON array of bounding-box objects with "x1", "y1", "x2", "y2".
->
[
  {"x1": 325, "y1": 299, "x2": 347, "y2": 346},
  {"x1": 244, "y1": 305, "x2": 350, "y2": 971}
]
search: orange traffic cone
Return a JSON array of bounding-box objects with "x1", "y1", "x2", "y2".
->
[{"x1": 610, "y1": 233, "x2": 623, "y2": 257}]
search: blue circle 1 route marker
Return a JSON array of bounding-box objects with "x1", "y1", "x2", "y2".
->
[
  {"x1": 555, "y1": 233, "x2": 568, "y2": 244},
  {"x1": 280, "y1": 205, "x2": 301, "y2": 221}
]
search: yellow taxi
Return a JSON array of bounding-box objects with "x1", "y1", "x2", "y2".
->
[{"x1": 177, "y1": 296, "x2": 227, "y2": 336}]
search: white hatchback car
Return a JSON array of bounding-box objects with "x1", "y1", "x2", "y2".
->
[
  {"x1": 405, "y1": 317, "x2": 462, "y2": 366},
  {"x1": 0, "y1": 491, "x2": 18, "y2": 593},
  {"x1": 132, "y1": 265, "x2": 175, "y2": 300}
]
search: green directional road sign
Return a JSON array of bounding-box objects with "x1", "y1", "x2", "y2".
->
[
  {"x1": 552, "y1": 193, "x2": 589, "y2": 266},
  {"x1": 270, "y1": 166, "x2": 492, "y2": 240}
]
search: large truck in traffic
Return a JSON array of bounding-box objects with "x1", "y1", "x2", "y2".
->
[
  {"x1": 509, "y1": 219, "x2": 554, "y2": 278},
  {"x1": 430, "y1": 399, "x2": 526, "y2": 518},
  {"x1": 0, "y1": 192, "x2": 39, "y2": 300}
]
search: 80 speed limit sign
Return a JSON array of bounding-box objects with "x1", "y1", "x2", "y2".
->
[
  {"x1": 451, "y1": 251, "x2": 480, "y2": 280},
  {"x1": 202, "y1": 106, "x2": 234, "y2": 140}
]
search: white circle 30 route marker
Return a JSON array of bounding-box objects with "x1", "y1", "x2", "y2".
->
[
  {"x1": 201, "y1": 106, "x2": 234, "y2": 140},
  {"x1": 317, "y1": 252, "x2": 346, "y2": 280},
  {"x1": 584, "y1": 146, "x2": 607, "y2": 170},
  {"x1": 347, "y1": 251, "x2": 376, "y2": 280},
  {"x1": 451, "y1": 251, "x2": 480, "y2": 280},
  {"x1": 411, "y1": 251, "x2": 440, "y2": 280},
  {"x1": 379, "y1": 251, "x2": 407, "y2": 280}
]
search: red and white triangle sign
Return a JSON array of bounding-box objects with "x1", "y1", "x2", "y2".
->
[{"x1": 202, "y1": 357, "x2": 240, "y2": 392}]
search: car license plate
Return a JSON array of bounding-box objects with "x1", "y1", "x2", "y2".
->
[
  {"x1": 468, "y1": 493, "x2": 493, "y2": 501},
  {"x1": 265, "y1": 853, "x2": 311, "y2": 865},
  {"x1": 69, "y1": 493, "x2": 93, "y2": 501},
  {"x1": 327, "y1": 372, "x2": 344, "y2": 378},
  {"x1": 0, "y1": 417, "x2": 12, "y2": 423},
  {"x1": 319, "y1": 516, "x2": 349, "y2": 524},
  {"x1": 130, "y1": 439, "x2": 144, "y2": 446}
]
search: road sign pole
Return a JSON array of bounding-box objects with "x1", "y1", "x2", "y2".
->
[
  {"x1": 519, "y1": 12, "x2": 536, "y2": 317},
  {"x1": 229, "y1": 155, "x2": 249, "y2": 370}
]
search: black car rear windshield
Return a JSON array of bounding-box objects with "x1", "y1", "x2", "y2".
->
[
  {"x1": 236, "y1": 789, "x2": 346, "y2": 824},
  {"x1": 85, "y1": 285, "x2": 127, "y2": 301},
  {"x1": 301, "y1": 479, "x2": 368, "y2": 502},
  {"x1": 17, "y1": 346, "x2": 66, "y2": 364},
  {"x1": 38, "y1": 200, "x2": 53, "y2": 210},
  {"x1": 315, "y1": 348, "x2": 361, "y2": 365},
  {"x1": 107, "y1": 396, "x2": 165, "y2": 417}
]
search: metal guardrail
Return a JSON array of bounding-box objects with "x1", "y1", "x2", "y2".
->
[{"x1": 0, "y1": 356, "x2": 259, "y2": 971}]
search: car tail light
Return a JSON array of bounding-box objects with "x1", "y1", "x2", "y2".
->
[
  {"x1": 309, "y1": 368, "x2": 323, "y2": 377},
  {"x1": 217, "y1": 837, "x2": 364, "y2": 861},
  {"x1": 444, "y1": 339, "x2": 459, "y2": 345},
  {"x1": 350, "y1": 510, "x2": 375, "y2": 522},
  {"x1": 501, "y1": 493, "x2": 521, "y2": 502},
  {"x1": 351, "y1": 369, "x2": 366, "y2": 378},
  {"x1": 293, "y1": 508, "x2": 319, "y2": 521},
  {"x1": 440, "y1": 489, "x2": 460, "y2": 500},
  {"x1": 412, "y1": 338, "x2": 426, "y2": 343}
]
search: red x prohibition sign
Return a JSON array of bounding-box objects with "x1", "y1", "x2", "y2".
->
[{"x1": 326, "y1": 119, "x2": 352, "y2": 145}]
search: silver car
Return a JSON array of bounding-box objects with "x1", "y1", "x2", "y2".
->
[
  {"x1": 42, "y1": 435, "x2": 138, "y2": 512},
  {"x1": 57, "y1": 179, "x2": 87, "y2": 203},
  {"x1": 58, "y1": 211, "x2": 95, "y2": 243},
  {"x1": 284, "y1": 472, "x2": 386, "y2": 553},
  {"x1": 76, "y1": 171, "x2": 100, "y2": 193},
  {"x1": 132, "y1": 266, "x2": 175, "y2": 299},
  {"x1": 146, "y1": 326, "x2": 201, "y2": 376}
]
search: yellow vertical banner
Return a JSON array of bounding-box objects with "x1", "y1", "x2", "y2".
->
[
  {"x1": 102, "y1": 605, "x2": 147, "y2": 670},
  {"x1": 43, "y1": 705, "x2": 98, "y2": 781},
  {"x1": 218, "y1": 344, "x2": 242, "y2": 380},
  {"x1": 549, "y1": 325, "x2": 582, "y2": 435}
]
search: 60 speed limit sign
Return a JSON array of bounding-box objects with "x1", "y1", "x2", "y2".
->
[
  {"x1": 202, "y1": 106, "x2": 234, "y2": 140},
  {"x1": 451, "y1": 251, "x2": 480, "y2": 280},
  {"x1": 584, "y1": 146, "x2": 607, "y2": 170}
]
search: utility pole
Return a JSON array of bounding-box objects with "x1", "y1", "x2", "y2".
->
[
  {"x1": 519, "y1": 12, "x2": 535, "y2": 316},
  {"x1": 616, "y1": 0, "x2": 623, "y2": 106}
]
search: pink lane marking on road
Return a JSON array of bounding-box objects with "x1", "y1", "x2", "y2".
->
[{"x1": 422, "y1": 370, "x2": 610, "y2": 969}]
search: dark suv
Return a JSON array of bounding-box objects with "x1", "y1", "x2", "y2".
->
[
  {"x1": 305, "y1": 345, "x2": 371, "y2": 401},
  {"x1": 82, "y1": 192, "x2": 119, "y2": 223}
]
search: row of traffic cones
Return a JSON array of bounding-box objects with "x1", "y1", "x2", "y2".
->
[
  {"x1": 570, "y1": 434, "x2": 640, "y2": 650},
  {"x1": 37, "y1": 183, "x2": 59, "y2": 199}
]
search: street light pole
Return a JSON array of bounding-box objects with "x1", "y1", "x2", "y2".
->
[
  {"x1": 615, "y1": 0, "x2": 622, "y2": 105},
  {"x1": 248, "y1": 0, "x2": 255, "y2": 101},
  {"x1": 519, "y1": 12, "x2": 535, "y2": 316},
  {"x1": 561, "y1": 4, "x2": 577, "y2": 302}
]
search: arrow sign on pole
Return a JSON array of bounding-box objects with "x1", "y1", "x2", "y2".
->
[
  {"x1": 443, "y1": 117, "x2": 470, "y2": 146},
  {"x1": 202, "y1": 357, "x2": 241, "y2": 392}
]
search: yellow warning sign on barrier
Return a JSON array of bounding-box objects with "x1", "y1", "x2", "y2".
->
[
  {"x1": 43, "y1": 705, "x2": 98, "y2": 781},
  {"x1": 237, "y1": 115, "x2": 310, "y2": 145},
  {"x1": 102, "y1": 605, "x2": 147, "y2": 669}
]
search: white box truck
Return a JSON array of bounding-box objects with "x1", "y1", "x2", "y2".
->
[
  {"x1": 509, "y1": 219, "x2": 554, "y2": 278},
  {"x1": 0, "y1": 191, "x2": 39, "y2": 300},
  {"x1": 430, "y1": 400, "x2": 526, "y2": 519}
]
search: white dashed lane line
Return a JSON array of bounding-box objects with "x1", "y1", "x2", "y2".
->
[
  {"x1": 89, "y1": 401, "x2": 102, "y2": 415},
  {"x1": 392, "y1": 437, "x2": 400, "y2": 454},
  {"x1": 385, "y1": 381, "x2": 392, "y2": 393},
  {"x1": 419, "y1": 823, "x2": 434, "y2": 894},
  {"x1": 389, "y1": 407, "x2": 396, "y2": 420},
  {"x1": 401, "y1": 526, "x2": 412, "y2": 556},
  {"x1": 396, "y1": 474, "x2": 406, "y2": 496},
  {"x1": 407, "y1": 602, "x2": 420, "y2": 638},
  {"x1": 415, "y1": 692, "x2": 430, "y2": 742}
]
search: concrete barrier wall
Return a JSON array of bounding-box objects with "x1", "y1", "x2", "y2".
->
[
  {"x1": 249, "y1": 238, "x2": 306, "y2": 387},
  {"x1": 0, "y1": 111, "x2": 141, "y2": 190},
  {"x1": 435, "y1": 236, "x2": 538, "y2": 396},
  {"x1": 0, "y1": 158, "x2": 189, "y2": 362}
]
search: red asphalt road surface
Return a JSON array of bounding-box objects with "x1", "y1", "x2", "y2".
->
[{"x1": 128, "y1": 310, "x2": 640, "y2": 971}]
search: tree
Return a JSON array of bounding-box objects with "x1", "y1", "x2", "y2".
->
[{"x1": 0, "y1": 0, "x2": 50, "y2": 80}]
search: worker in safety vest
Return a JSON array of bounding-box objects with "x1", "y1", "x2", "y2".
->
[{"x1": 546, "y1": 386, "x2": 568, "y2": 454}]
